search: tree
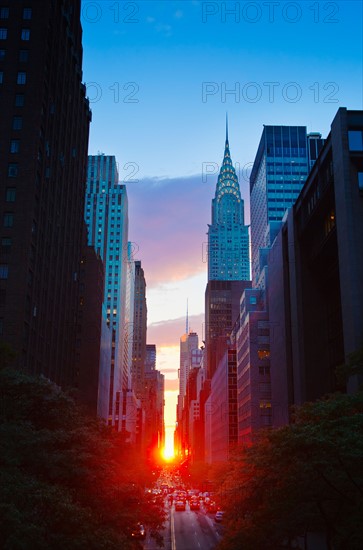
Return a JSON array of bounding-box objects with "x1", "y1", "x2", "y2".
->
[
  {"x1": 216, "y1": 392, "x2": 363, "y2": 550},
  {"x1": 0, "y1": 366, "x2": 165, "y2": 549}
]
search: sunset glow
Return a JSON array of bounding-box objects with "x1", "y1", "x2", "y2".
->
[{"x1": 162, "y1": 443, "x2": 175, "y2": 461}]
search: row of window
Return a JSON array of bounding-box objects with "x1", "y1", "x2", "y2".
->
[
  {"x1": 0, "y1": 71, "x2": 28, "y2": 84},
  {"x1": 0, "y1": 28, "x2": 31, "y2": 40},
  {"x1": 0, "y1": 7, "x2": 32, "y2": 19},
  {"x1": 0, "y1": 49, "x2": 29, "y2": 61}
]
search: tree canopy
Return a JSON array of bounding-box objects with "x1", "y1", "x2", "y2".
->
[
  {"x1": 216, "y1": 391, "x2": 363, "y2": 550},
  {"x1": 0, "y1": 362, "x2": 165, "y2": 549}
]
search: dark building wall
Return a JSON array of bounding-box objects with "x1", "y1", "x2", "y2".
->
[
  {"x1": 269, "y1": 108, "x2": 363, "y2": 414},
  {"x1": 331, "y1": 110, "x2": 363, "y2": 365},
  {"x1": 268, "y1": 219, "x2": 294, "y2": 426},
  {"x1": 131, "y1": 261, "x2": 147, "y2": 399},
  {"x1": 208, "y1": 347, "x2": 237, "y2": 463},
  {"x1": 0, "y1": 1, "x2": 91, "y2": 386},
  {"x1": 205, "y1": 279, "x2": 251, "y2": 380},
  {"x1": 75, "y1": 237, "x2": 104, "y2": 415}
]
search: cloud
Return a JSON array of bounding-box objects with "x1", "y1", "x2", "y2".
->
[
  {"x1": 148, "y1": 313, "x2": 205, "y2": 347},
  {"x1": 155, "y1": 23, "x2": 172, "y2": 37},
  {"x1": 128, "y1": 174, "x2": 214, "y2": 288},
  {"x1": 164, "y1": 378, "x2": 179, "y2": 391}
]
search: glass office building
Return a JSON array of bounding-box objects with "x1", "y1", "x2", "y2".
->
[{"x1": 250, "y1": 126, "x2": 323, "y2": 286}]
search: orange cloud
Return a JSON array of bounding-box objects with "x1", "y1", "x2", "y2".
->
[{"x1": 164, "y1": 378, "x2": 179, "y2": 391}]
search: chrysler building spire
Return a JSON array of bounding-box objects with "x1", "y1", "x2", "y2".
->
[{"x1": 207, "y1": 119, "x2": 250, "y2": 281}]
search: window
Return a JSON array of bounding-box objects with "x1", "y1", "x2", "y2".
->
[
  {"x1": 12, "y1": 116, "x2": 22, "y2": 130},
  {"x1": 7, "y1": 164, "x2": 18, "y2": 177},
  {"x1": 19, "y1": 49, "x2": 28, "y2": 62},
  {"x1": 1, "y1": 237, "x2": 11, "y2": 253},
  {"x1": 0, "y1": 28, "x2": 7, "y2": 40},
  {"x1": 358, "y1": 173, "x2": 363, "y2": 194},
  {"x1": 17, "y1": 71, "x2": 26, "y2": 84},
  {"x1": 0, "y1": 71, "x2": 3, "y2": 84},
  {"x1": 258, "y1": 350, "x2": 270, "y2": 360},
  {"x1": 250, "y1": 295, "x2": 257, "y2": 305},
  {"x1": 259, "y1": 366, "x2": 270, "y2": 376},
  {"x1": 5, "y1": 188, "x2": 16, "y2": 202},
  {"x1": 3, "y1": 213, "x2": 13, "y2": 227},
  {"x1": 21, "y1": 29, "x2": 30, "y2": 41},
  {"x1": 0, "y1": 289, "x2": 5, "y2": 306},
  {"x1": 15, "y1": 94, "x2": 24, "y2": 107},
  {"x1": 0, "y1": 49, "x2": 5, "y2": 59},
  {"x1": 23, "y1": 8, "x2": 32, "y2": 20},
  {"x1": 0, "y1": 8, "x2": 9, "y2": 19},
  {"x1": 348, "y1": 130, "x2": 363, "y2": 152},
  {"x1": 10, "y1": 140, "x2": 19, "y2": 153},
  {"x1": 0, "y1": 264, "x2": 8, "y2": 279}
]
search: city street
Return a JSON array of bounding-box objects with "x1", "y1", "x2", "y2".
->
[{"x1": 144, "y1": 501, "x2": 222, "y2": 550}]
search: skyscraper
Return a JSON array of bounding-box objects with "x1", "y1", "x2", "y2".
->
[
  {"x1": 205, "y1": 120, "x2": 251, "y2": 381},
  {"x1": 145, "y1": 344, "x2": 156, "y2": 371},
  {"x1": 0, "y1": 1, "x2": 91, "y2": 386},
  {"x1": 250, "y1": 126, "x2": 323, "y2": 286},
  {"x1": 235, "y1": 124, "x2": 324, "y2": 442},
  {"x1": 131, "y1": 261, "x2": 147, "y2": 399},
  {"x1": 144, "y1": 344, "x2": 165, "y2": 456},
  {"x1": 208, "y1": 119, "x2": 250, "y2": 281},
  {"x1": 84, "y1": 154, "x2": 129, "y2": 425},
  {"x1": 178, "y1": 331, "x2": 199, "y2": 417},
  {"x1": 175, "y1": 330, "x2": 200, "y2": 457}
]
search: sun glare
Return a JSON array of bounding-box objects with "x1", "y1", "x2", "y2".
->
[{"x1": 162, "y1": 445, "x2": 175, "y2": 462}]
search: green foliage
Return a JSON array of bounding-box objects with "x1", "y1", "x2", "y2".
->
[
  {"x1": 335, "y1": 348, "x2": 363, "y2": 388},
  {"x1": 0, "y1": 367, "x2": 165, "y2": 549},
  {"x1": 216, "y1": 392, "x2": 363, "y2": 550},
  {"x1": 0, "y1": 341, "x2": 16, "y2": 370}
]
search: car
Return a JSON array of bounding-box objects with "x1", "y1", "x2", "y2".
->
[
  {"x1": 207, "y1": 501, "x2": 217, "y2": 513},
  {"x1": 131, "y1": 524, "x2": 146, "y2": 540},
  {"x1": 175, "y1": 500, "x2": 186, "y2": 511},
  {"x1": 190, "y1": 500, "x2": 200, "y2": 510},
  {"x1": 215, "y1": 511, "x2": 224, "y2": 522}
]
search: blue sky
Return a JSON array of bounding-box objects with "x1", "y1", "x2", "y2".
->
[
  {"x1": 81, "y1": 0, "x2": 363, "y2": 443},
  {"x1": 82, "y1": 0, "x2": 363, "y2": 179}
]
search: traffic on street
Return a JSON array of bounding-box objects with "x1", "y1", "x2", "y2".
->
[{"x1": 141, "y1": 471, "x2": 224, "y2": 550}]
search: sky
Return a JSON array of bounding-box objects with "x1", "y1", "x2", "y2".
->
[{"x1": 80, "y1": 0, "x2": 363, "y2": 452}]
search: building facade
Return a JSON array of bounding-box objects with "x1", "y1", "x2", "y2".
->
[
  {"x1": 205, "y1": 280, "x2": 251, "y2": 380},
  {"x1": 205, "y1": 347, "x2": 238, "y2": 463},
  {"x1": 236, "y1": 286, "x2": 271, "y2": 443},
  {"x1": 131, "y1": 261, "x2": 147, "y2": 399},
  {"x1": 143, "y1": 344, "x2": 165, "y2": 457},
  {"x1": 250, "y1": 126, "x2": 323, "y2": 286},
  {"x1": 84, "y1": 154, "x2": 129, "y2": 425},
  {"x1": 75, "y1": 239, "x2": 104, "y2": 414},
  {"x1": 0, "y1": 0, "x2": 91, "y2": 386},
  {"x1": 269, "y1": 108, "x2": 363, "y2": 427}
]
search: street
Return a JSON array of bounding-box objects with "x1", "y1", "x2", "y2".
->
[{"x1": 144, "y1": 500, "x2": 222, "y2": 550}]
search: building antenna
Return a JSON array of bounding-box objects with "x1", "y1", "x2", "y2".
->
[
  {"x1": 186, "y1": 299, "x2": 189, "y2": 334},
  {"x1": 226, "y1": 112, "x2": 229, "y2": 143}
]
